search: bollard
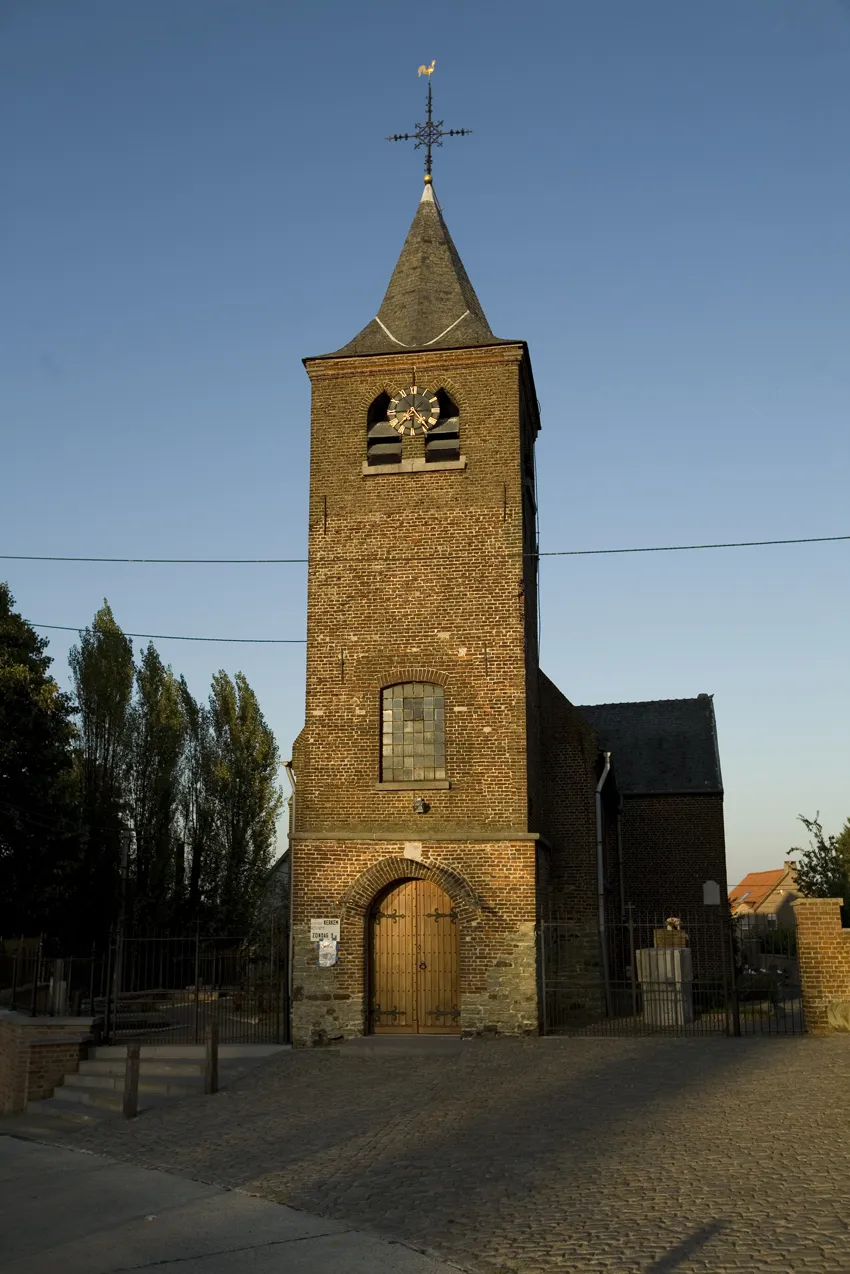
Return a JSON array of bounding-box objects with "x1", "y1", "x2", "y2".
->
[
  {"x1": 123, "y1": 1042, "x2": 141, "y2": 1119},
  {"x1": 204, "y1": 1021, "x2": 219, "y2": 1095}
]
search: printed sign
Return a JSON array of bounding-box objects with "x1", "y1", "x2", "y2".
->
[
  {"x1": 318, "y1": 938, "x2": 339, "y2": 967},
  {"x1": 310, "y1": 918, "x2": 341, "y2": 943}
]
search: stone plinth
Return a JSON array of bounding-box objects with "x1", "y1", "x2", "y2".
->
[{"x1": 636, "y1": 947, "x2": 694, "y2": 1027}]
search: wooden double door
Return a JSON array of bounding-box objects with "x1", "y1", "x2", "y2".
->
[{"x1": 369, "y1": 879, "x2": 461, "y2": 1034}]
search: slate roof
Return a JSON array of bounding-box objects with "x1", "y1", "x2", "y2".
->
[
  {"x1": 324, "y1": 183, "x2": 510, "y2": 358},
  {"x1": 576, "y1": 696, "x2": 722, "y2": 795}
]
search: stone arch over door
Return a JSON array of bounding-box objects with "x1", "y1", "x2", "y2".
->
[
  {"x1": 339, "y1": 856, "x2": 482, "y2": 926},
  {"x1": 341, "y1": 857, "x2": 483, "y2": 1036}
]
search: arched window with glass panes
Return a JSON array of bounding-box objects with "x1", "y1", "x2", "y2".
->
[{"x1": 381, "y1": 683, "x2": 446, "y2": 782}]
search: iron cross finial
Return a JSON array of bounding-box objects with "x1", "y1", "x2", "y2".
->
[{"x1": 386, "y1": 61, "x2": 471, "y2": 182}]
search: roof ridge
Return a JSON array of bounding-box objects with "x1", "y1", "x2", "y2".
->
[{"x1": 576, "y1": 696, "x2": 712, "y2": 709}]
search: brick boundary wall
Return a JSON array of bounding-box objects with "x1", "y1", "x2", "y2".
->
[
  {"x1": 0, "y1": 1015, "x2": 96, "y2": 1113},
  {"x1": 792, "y1": 898, "x2": 850, "y2": 1033}
]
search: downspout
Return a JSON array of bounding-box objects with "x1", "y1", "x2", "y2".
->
[
  {"x1": 596, "y1": 753, "x2": 612, "y2": 1016},
  {"x1": 284, "y1": 762, "x2": 296, "y2": 1036},
  {"x1": 617, "y1": 797, "x2": 626, "y2": 919}
]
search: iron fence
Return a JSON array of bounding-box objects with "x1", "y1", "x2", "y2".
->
[
  {"x1": 1, "y1": 927, "x2": 290, "y2": 1045},
  {"x1": 0, "y1": 937, "x2": 106, "y2": 1017},
  {"x1": 539, "y1": 905, "x2": 804, "y2": 1037},
  {"x1": 101, "y1": 927, "x2": 289, "y2": 1045}
]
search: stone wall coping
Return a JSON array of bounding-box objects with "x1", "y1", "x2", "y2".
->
[
  {"x1": 792, "y1": 896, "x2": 845, "y2": 907},
  {"x1": 0, "y1": 1013, "x2": 97, "y2": 1028},
  {"x1": 27, "y1": 1033, "x2": 93, "y2": 1046}
]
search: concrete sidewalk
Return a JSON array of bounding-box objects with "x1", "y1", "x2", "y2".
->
[{"x1": 0, "y1": 1137, "x2": 456, "y2": 1273}]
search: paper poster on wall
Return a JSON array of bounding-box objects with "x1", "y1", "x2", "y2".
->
[
  {"x1": 318, "y1": 938, "x2": 339, "y2": 967},
  {"x1": 310, "y1": 918, "x2": 341, "y2": 943}
]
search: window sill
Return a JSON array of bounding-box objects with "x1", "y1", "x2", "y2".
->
[
  {"x1": 362, "y1": 457, "x2": 467, "y2": 476},
  {"x1": 375, "y1": 780, "x2": 451, "y2": 791}
]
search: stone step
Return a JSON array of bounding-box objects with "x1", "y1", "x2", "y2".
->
[
  {"x1": 79, "y1": 1058, "x2": 206, "y2": 1078},
  {"x1": 61, "y1": 1072, "x2": 202, "y2": 1098},
  {"x1": 50, "y1": 1085, "x2": 125, "y2": 1113}
]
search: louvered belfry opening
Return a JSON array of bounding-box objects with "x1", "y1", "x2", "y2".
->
[
  {"x1": 381, "y1": 682, "x2": 446, "y2": 782},
  {"x1": 425, "y1": 389, "x2": 460, "y2": 463},
  {"x1": 366, "y1": 391, "x2": 402, "y2": 465}
]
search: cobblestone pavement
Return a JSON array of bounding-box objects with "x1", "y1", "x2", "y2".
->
[{"x1": 69, "y1": 1036, "x2": 850, "y2": 1273}]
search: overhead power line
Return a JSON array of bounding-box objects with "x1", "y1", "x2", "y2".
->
[
  {"x1": 537, "y1": 534, "x2": 850, "y2": 557},
  {"x1": 2, "y1": 533, "x2": 849, "y2": 565},
  {"x1": 19, "y1": 533, "x2": 850, "y2": 645},
  {"x1": 31, "y1": 624, "x2": 305, "y2": 645}
]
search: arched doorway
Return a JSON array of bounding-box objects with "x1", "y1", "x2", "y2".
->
[{"x1": 368, "y1": 878, "x2": 461, "y2": 1034}]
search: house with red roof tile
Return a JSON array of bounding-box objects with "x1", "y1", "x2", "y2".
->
[{"x1": 729, "y1": 863, "x2": 800, "y2": 929}]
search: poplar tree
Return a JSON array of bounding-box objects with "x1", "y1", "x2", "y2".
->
[
  {"x1": 127, "y1": 645, "x2": 187, "y2": 927},
  {"x1": 205, "y1": 671, "x2": 282, "y2": 932},
  {"x1": 177, "y1": 677, "x2": 216, "y2": 923},
  {"x1": 69, "y1": 601, "x2": 134, "y2": 939}
]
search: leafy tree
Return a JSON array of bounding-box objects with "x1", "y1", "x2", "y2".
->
[
  {"x1": 205, "y1": 671, "x2": 282, "y2": 932},
  {"x1": 177, "y1": 677, "x2": 216, "y2": 923},
  {"x1": 0, "y1": 584, "x2": 79, "y2": 938},
  {"x1": 127, "y1": 645, "x2": 187, "y2": 927},
  {"x1": 69, "y1": 601, "x2": 134, "y2": 941},
  {"x1": 792, "y1": 813, "x2": 850, "y2": 901}
]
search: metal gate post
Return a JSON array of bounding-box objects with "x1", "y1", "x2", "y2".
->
[
  {"x1": 627, "y1": 904, "x2": 638, "y2": 1017},
  {"x1": 29, "y1": 935, "x2": 42, "y2": 1017},
  {"x1": 10, "y1": 935, "x2": 22, "y2": 1011},
  {"x1": 725, "y1": 913, "x2": 741, "y2": 1037},
  {"x1": 539, "y1": 922, "x2": 548, "y2": 1036},
  {"x1": 103, "y1": 927, "x2": 114, "y2": 1043},
  {"x1": 193, "y1": 923, "x2": 201, "y2": 1045}
]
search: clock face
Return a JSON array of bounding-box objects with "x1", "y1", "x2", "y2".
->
[{"x1": 387, "y1": 386, "x2": 440, "y2": 436}]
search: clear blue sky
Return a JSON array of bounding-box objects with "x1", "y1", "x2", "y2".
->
[{"x1": 2, "y1": 0, "x2": 849, "y2": 885}]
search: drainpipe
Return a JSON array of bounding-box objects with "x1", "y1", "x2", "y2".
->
[
  {"x1": 617, "y1": 797, "x2": 626, "y2": 920},
  {"x1": 596, "y1": 753, "x2": 612, "y2": 1015},
  {"x1": 284, "y1": 762, "x2": 296, "y2": 1035}
]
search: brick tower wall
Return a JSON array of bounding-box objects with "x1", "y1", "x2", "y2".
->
[{"x1": 290, "y1": 343, "x2": 542, "y2": 1043}]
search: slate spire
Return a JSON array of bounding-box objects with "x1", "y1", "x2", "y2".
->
[{"x1": 329, "y1": 181, "x2": 505, "y2": 357}]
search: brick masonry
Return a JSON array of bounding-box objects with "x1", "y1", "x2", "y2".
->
[
  {"x1": 290, "y1": 344, "x2": 547, "y2": 1043},
  {"x1": 619, "y1": 793, "x2": 729, "y2": 910},
  {"x1": 290, "y1": 296, "x2": 729, "y2": 1041},
  {"x1": 793, "y1": 897, "x2": 850, "y2": 1032},
  {"x1": 0, "y1": 1014, "x2": 94, "y2": 1113}
]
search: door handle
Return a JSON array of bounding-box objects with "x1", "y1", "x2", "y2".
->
[{"x1": 418, "y1": 961, "x2": 427, "y2": 970}]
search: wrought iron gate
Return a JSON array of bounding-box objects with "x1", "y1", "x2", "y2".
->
[
  {"x1": 539, "y1": 906, "x2": 804, "y2": 1037},
  {"x1": 101, "y1": 927, "x2": 289, "y2": 1045}
]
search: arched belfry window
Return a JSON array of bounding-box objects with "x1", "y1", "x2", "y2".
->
[
  {"x1": 381, "y1": 683, "x2": 446, "y2": 782},
  {"x1": 425, "y1": 389, "x2": 460, "y2": 463},
  {"x1": 366, "y1": 392, "x2": 402, "y2": 466}
]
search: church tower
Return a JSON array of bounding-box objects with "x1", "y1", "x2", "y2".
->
[{"x1": 290, "y1": 173, "x2": 544, "y2": 1044}]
